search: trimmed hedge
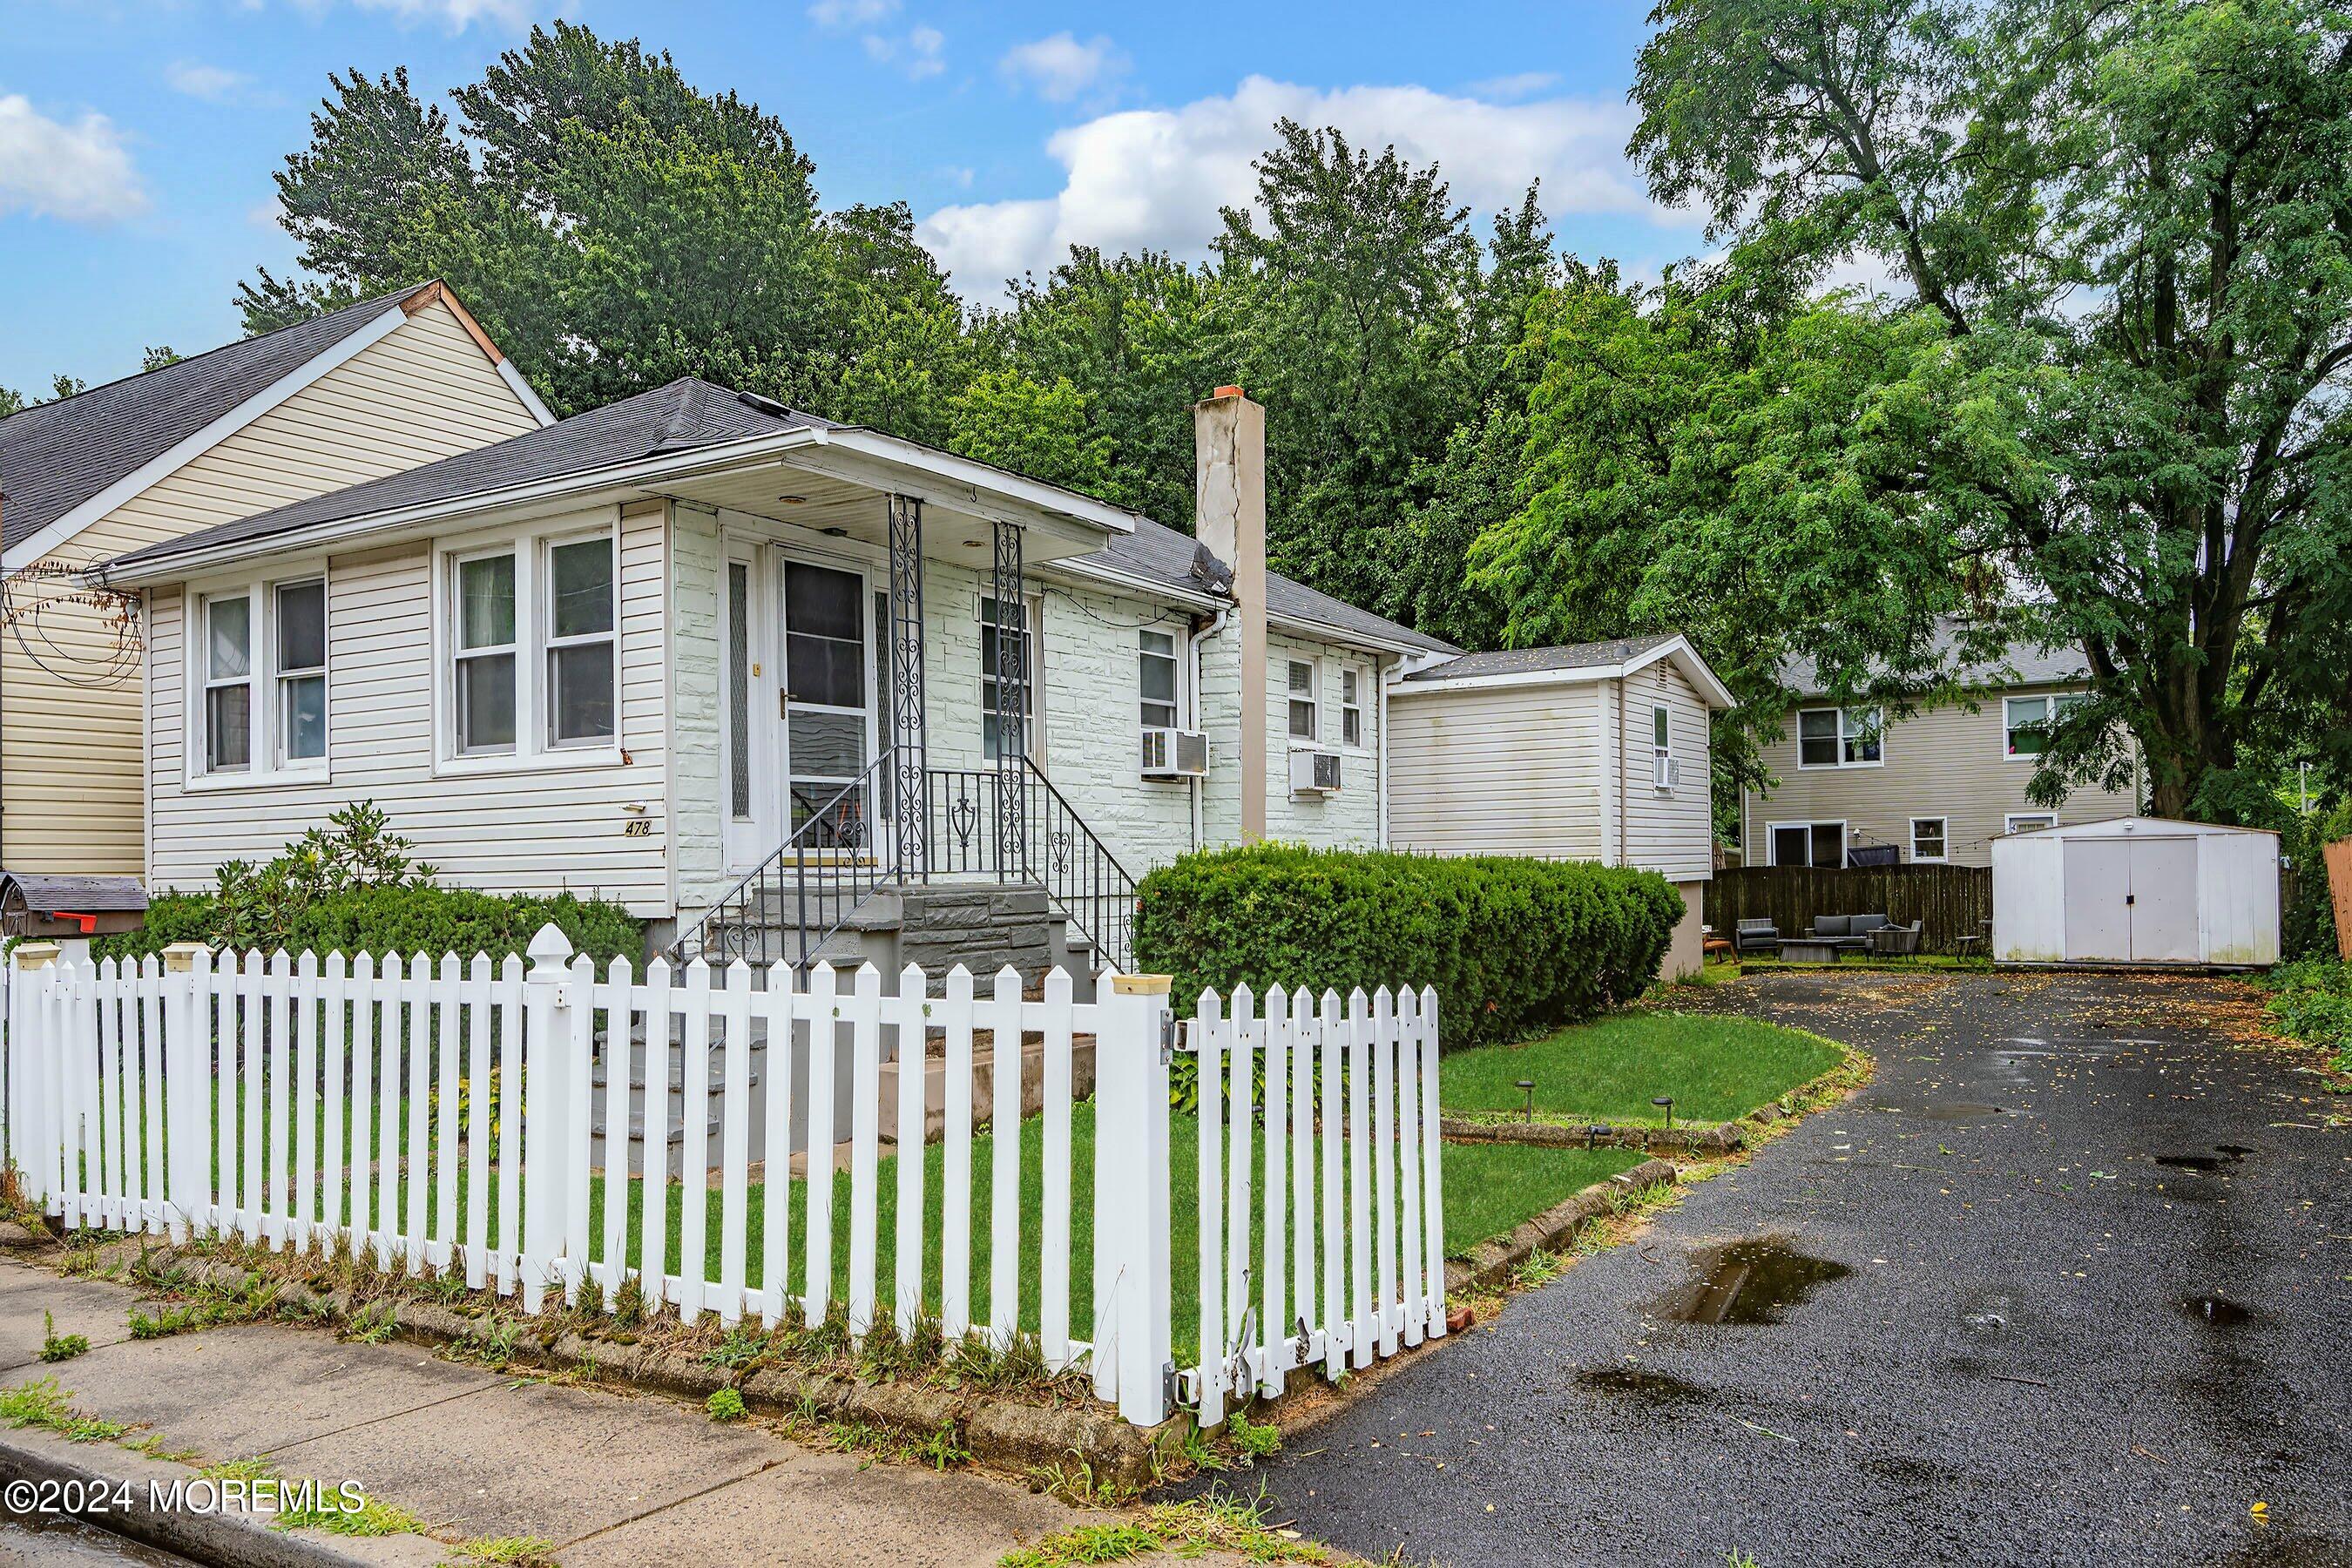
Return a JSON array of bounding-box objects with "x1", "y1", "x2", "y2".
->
[
  {"x1": 1133, "y1": 843, "x2": 1682, "y2": 1051},
  {"x1": 93, "y1": 886, "x2": 644, "y2": 970}
]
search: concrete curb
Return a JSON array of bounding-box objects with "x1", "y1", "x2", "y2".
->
[
  {"x1": 1443, "y1": 1156, "x2": 1678, "y2": 1297},
  {"x1": 0, "y1": 1423, "x2": 443, "y2": 1568},
  {"x1": 155, "y1": 1255, "x2": 1167, "y2": 1494}
]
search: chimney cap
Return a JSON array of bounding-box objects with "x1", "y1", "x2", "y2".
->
[{"x1": 1212, "y1": 384, "x2": 1245, "y2": 399}]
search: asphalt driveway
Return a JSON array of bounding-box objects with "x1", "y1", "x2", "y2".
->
[{"x1": 1244, "y1": 970, "x2": 2352, "y2": 1567}]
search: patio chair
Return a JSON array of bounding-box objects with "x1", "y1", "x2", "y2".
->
[
  {"x1": 1869, "y1": 920, "x2": 1923, "y2": 956},
  {"x1": 1734, "y1": 918, "x2": 1780, "y2": 956}
]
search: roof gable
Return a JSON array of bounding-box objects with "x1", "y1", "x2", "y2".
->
[{"x1": 0, "y1": 286, "x2": 445, "y2": 564}]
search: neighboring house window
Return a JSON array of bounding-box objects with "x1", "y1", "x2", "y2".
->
[
  {"x1": 1288, "y1": 659, "x2": 1319, "y2": 741},
  {"x1": 1798, "y1": 706, "x2": 1882, "y2": 767},
  {"x1": 2007, "y1": 813, "x2": 2057, "y2": 833},
  {"x1": 1652, "y1": 703, "x2": 1672, "y2": 758},
  {"x1": 274, "y1": 579, "x2": 327, "y2": 764},
  {"x1": 195, "y1": 573, "x2": 330, "y2": 780},
  {"x1": 455, "y1": 551, "x2": 519, "y2": 754},
  {"x1": 2004, "y1": 693, "x2": 2085, "y2": 757},
  {"x1": 1769, "y1": 821, "x2": 1846, "y2": 868},
  {"x1": 1911, "y1": 817, "x2": 1948, "y2": 862},
  {"x1": 1139, "y1": 628, "x2": 1179, "y2": 730},
  {"x1": 980, "y1": 595, "x2": 1035, "y2": 760},
  {"x1": 1342, "y1": 666, "x2": 1365, "y2": 747},
  {"x1": 545, "y1": 535, "x2": 617, "y2": 747},
  {"x1": 202, "y1": 594, "x2": 253, "y2": 773}
]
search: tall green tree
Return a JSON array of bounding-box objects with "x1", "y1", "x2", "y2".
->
[{"x1": 1613, "y1": 0, "x2": 2352, "y2": 819}]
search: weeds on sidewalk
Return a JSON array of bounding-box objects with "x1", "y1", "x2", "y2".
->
[
  {"x1": 0, "y1": 1378, "x2": 127, "y2": 1443},
  {"x1": 37, "y1": 1310, "x2": 89, "y2": 1362},
  {"x1": 445, "y1": 1537, "x2": 560, "y2": 1568},
  {"x1": 999, "y1": 1489, "x2": 1328, "y2": 1568}
]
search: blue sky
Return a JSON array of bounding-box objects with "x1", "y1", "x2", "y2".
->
[{"x1": 0, "y1": 0, "x2": 1710, "y2": 395}]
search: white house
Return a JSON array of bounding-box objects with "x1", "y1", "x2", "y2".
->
[{"x1": 90, "y1": 375, "x2": 1717, "y2": 982}]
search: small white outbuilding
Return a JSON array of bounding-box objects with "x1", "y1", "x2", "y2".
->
[{"x1": 1991, "y1": 816, "x2": 2279, "y2": 967}]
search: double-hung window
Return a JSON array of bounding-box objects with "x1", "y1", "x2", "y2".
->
[
  {"x1": 195, "y1": 573, "x2": 329, "y2": 780},
  {"x1": 1287, "y1": 659, "x2": 1319, "y2": 741},
  {"x1": 980, "y1": 595, "x2": 1035, "y2": 761},
  {"x1": 546, "y1": 536, "x2": 617, "y2": 747},
  {"x1": 1139, "y1": 628, "x2": 1179, "y2": 730},
  {"x1": 1798, "y1": 706, "x2": 1882, "y2": 767},
  {"x1": 2004, "y1": 693, "x2": 2084, "y2": 758},
  {"x1": 1341, "y1": 667, "x2": 1365, "y2": 747},
  {"x1": 1910, "y1": 817, "x2": 1948, "y2": 863},
  {"x1": 446, "y1": 523, "x2": 620, "y2": 766},
  {"x1": 203, "y1": 594, "x2": 253, "y2": 773},
  {"x1": 275, "y1": 580, "x2": 327, "y2": 764},
  {"x1": 455, "y1": 551, "x2": 519, "y2": 754}
]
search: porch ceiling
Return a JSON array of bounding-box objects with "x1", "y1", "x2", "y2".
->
[{"x1": 659, "y1": 450, "x2": 1119, "y2": 566}]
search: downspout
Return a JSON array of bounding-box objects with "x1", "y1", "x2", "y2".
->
[
  {"x1": 1375, "y1": 654, "x2": 1390, "y2": 848},
  {"x1": 1190, "y1": 606, "x2": 1230, "y2": 852}
]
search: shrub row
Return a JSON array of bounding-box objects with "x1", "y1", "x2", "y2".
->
[
  {"x1": 2260, "y1": 958, "x2": 2352, "y2": 1072},
  {"x1": 94, "y1": 885, "x2": 644, "y2": 971},
  {"x1": 1133, "y1": 843, "x2": 1682, "y2": 1052}
]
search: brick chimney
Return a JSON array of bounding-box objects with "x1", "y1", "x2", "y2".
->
[{"x1": 1194, "y1": 386, "x2": 1267, "y2": 842}]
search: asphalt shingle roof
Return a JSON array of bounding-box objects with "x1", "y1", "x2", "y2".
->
[
  {"x1": 1402, "y1": 633, "x2": 1680, "y2": 682},
  {"x1": 1, "y1": 285, "x2": 434, "y2": 558},
  {"x1": 1778, "y1": 618, "x2": 2090, "y2": 695},
  {"x1": 99, "y1": 375, "x2": 1453, "y2": 657}
]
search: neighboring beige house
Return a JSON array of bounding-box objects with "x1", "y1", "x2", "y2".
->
[
  {"x1": 1740, "y1": 633, "x2": 2139, "y2": 870},
  {"x1": 1385, "y1": 634, "x2": 1734, "y2": 978},
  {"x1": 0, "y1": 283, "x2": 550, "y2": 877}
]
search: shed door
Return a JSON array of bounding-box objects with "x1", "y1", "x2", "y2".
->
[
  {"x1": 2127, "y1": 837, "x2": 2200, "y2": 963},
  {"x1": 2063, "y1": 838, "x2": 2132, "y2": 961}
]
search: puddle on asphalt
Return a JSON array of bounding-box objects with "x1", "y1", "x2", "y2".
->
[
  {"x1": 1576, "y1": 1364, "x2": 1708, "y2": 1404},
  {"x1": 2155, "y1": 1145, "x2": 2252, "y2": 1173},
  {"x1": 1914, "y1": 1102, "x2": 2011, "y2": 1122},
  {"x1": 1646, "y1": 1236, "x2": 1853, "y2": 1325},
  {"x1": 2179, "y1": 1294, "x2": 2254, "y2": 1330}
]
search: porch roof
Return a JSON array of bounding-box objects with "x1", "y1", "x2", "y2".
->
[{"x1": 94, "y1": 376, "x2": 1143, "y2": 585}]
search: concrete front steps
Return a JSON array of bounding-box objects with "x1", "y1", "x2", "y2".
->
[{"x1": 686, "y1": 879, "x2": 1100, "y2": 988}]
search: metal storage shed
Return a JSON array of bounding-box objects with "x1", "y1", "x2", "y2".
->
[{"x1": 1990, "y1": 817, "x2": 2278, "y2": 967}]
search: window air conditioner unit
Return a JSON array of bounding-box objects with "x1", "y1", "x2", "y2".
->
[
  {"x1": 1140, "y1": 727, "x2": 1209, "y2": 778},
  {"x1": 1653, "y1": 754, "x2": 1680, "y2": 793},
  {"x1": 1290, "y1": 749, "x2": 1342, "y2": 794}
]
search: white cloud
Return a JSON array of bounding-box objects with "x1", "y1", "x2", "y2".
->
[
  {"x1": 863, "y1": 23, "x2": 944, "y2": 80},
  {"x1": 918, "y1": 76, "x2": 1670, "y2": 301},
  {"x1": 1466, "y1": 71, "x2": 1559, "y2": 101},
  {"x1": 348, "y1": 0, "x2": 543, "y2": 29},
  {"x1": 808, "y1": 0, "x2": 896, "y2": 26},
  {"x1": 0, "y1": 95, "x2": 146, "y2": 224},
  {"x1": 1000, "y1": 32, "x2": 1127, "y2": 103},
  {"x1": 166, "y1": 61, "x2": 253, "y2": 104}
]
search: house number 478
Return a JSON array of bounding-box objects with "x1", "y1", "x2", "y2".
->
[{"x1": 622, "y1": 819, "x2": 654, "y2": 836}]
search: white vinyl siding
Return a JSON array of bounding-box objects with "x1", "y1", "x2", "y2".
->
[
  {"x1": 1387, "y1": 683, "x2": 1604, "y2": 860},
  {"x1": 1744, "y1": 684, "x2": 2134, "y2": 868},
  {"x1": 3, "y1": 298, "x2": 539, "y2": 876},
  {"x1": 1617, "y1": 663, "x2": 1714, "y2": 881},
  {"x1": 147, "y1": 501, "x2": 671, "y2": 913}
]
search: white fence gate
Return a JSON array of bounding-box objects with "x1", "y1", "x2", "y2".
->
[{"x1": 0, "y1": 927, "x2": 1443, "y2": 1429}]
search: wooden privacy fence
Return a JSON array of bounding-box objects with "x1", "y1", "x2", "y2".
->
[
  {"x1": 1706, "y1": 864, "x2": 1994, "y2": 953},
  {"x1": 0, "y1": 927, "x2": 1443, "y2": 1429}
]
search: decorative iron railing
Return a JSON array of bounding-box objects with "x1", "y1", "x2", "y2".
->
[{"x1": 670, "y1": 754, "x2": 1138, "y2": 972}]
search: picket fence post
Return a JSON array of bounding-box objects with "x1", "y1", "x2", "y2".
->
[
  {"x1": 8, "y1": 943, "x2": 59, "y2": 1212},
  {"x1": 521, "y1": 924, "x2": 580, "y2": 1313},
  {"x1": 160, "y1": 943, "x2": 211, "y2": 1241},
  {"x1": 1093, "y1": 972, "x2": 1173, "y2": 1427}
]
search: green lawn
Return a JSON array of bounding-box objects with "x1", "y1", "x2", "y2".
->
[{"x1": 1440, "y1": 1010, "x2": 1845, "y2": 1126}]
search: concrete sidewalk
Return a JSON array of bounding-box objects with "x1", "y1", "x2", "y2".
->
[{"x1": 0, "y1": 1254, "x2": 1122, "y2": 1567}]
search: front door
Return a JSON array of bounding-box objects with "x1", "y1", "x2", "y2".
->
[{"x1": 780, "y1": 558, "x2": 880, "y2": 855}]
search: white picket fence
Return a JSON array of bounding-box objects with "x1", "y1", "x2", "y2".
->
[{"x1": 0, "y1": 926, "x2": 1443, "y2": 1428}]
